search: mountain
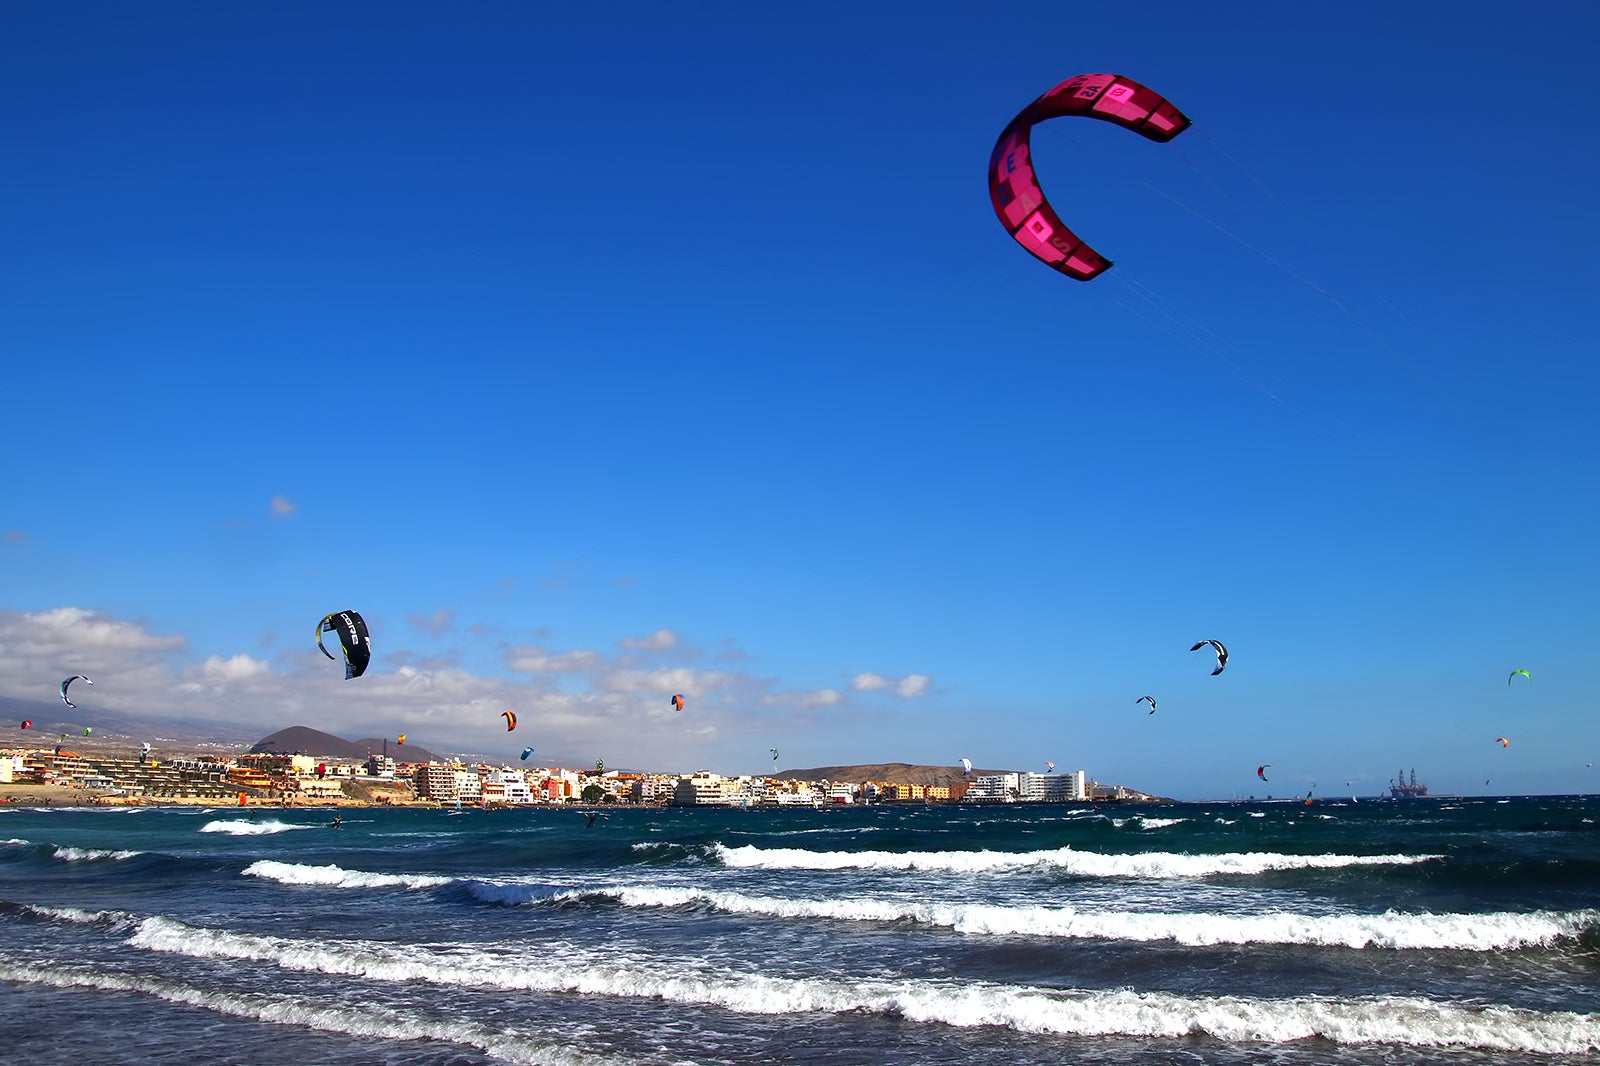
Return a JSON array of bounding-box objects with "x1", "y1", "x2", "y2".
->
[
  {"x1": 1, "y1": 694, "x2": 263, "y2": 749},
  {"x1": 774, "y1": 762, "x2": 1007, "y2": 787},
  {"x1": 250, "y1": 726, "x2": 441, "y2": 764}
]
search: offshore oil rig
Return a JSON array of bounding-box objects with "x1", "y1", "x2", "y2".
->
[{"x1": 1389, "y1": 768, "x2": 1428, "y2": 798}]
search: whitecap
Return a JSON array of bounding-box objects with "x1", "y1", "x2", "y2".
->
[
  {"x1": 242, "y1": 860, "x2": 451, "y2": 890},
  {"x1": 119, "y1": 914, "x2": 1600, "y2": 1055},
  {"x1": 710, "y1": 843, "x2": 1440, "y2": 878},
  {"x1": 199, "y1": 819, "x2": 314, "y2": 836},
  {"x1": 53, "y1": 846, "x2": 141, "y2": 862}
]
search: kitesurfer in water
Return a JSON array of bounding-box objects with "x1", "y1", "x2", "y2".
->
[
  {"x1": 584, "y1": 812, "x2": 596, "y2": 828},
  {"x1": 330, "y1": 813, "x2": 342, "y2": 829}
]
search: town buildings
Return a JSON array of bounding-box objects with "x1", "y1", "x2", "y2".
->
[{"x1": 1, "y1": 743, "x2": 1108, "y2": 809}]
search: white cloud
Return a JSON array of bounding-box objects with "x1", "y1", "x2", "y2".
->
[
  {"x1": 617, "y1": 628, "x2": 678, "y2": 651},
  {"x1": 506, "y1": 646, "x2": 602, "y2": 674},
  {"x1": 407, "y1": 609, "x2": 455, "y2": 636},
  {"x1": 598, "y1": 667, "x2": 729, "y2": 696},
  {"x1": 195, "y1": 654, "x2": 271, "y2": 683},
  {"x1": 0, "y1": 608, "x2": 186, "y2": 658},
  {"x1": 269, "y1": 495, "x2": 296, "y2": 518},
  {"x1": 852, "y1": 670, "x2": 932, "y2": 698},
  {"x1": 764, "y1": 687, "x2": 844, "y2": 708},
  {"x1": 0, "y1": 605, "x2": 909, "y2": 774},
  {"x1": 895, "y1": 674, "x2": 931, "y2": 698}
]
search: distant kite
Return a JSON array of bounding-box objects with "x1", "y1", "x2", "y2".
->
[
  {"x1": 61, "y1": 675, "x2": 93, "y2": 708},
  {"x1": 1495, "y1": 736, "x2": 1510, "y2": 747},
  {"x1": 670, "y1": 694, "x2": 686, "y2": 712},
  {"x1": 1508, "y1": 669, "x2": 1532, "y2": 686},
  {"x1": 20, "y1": 720, "x2": 32, "y2": 730},
  {"x1": 960, "y1": 757, "x2": 973, "y2": 776},
  {"x1": 396, "y1": 734, "x2": 407, "y2": 746},
  {"x1": 316, "y1": 610, "x2": 371, "y2": 680},
  {"x1": 520, "y1": 747, "x2": 534, "y2": 761},
  {"x1": 770, "y1": 748, "x2": 780, "y2": 763},
  {"x1": 990, "y1": 73, "x2": 1191, "y2": 281},
  {"x1": 501, "y1": 709, "x2": 517, "y2": 731},
  {"x1": 1136, "y1": 695, "x2": 1158, "y2": 715},
  {"x1": 1045, "y1": 760, "x2": 1055, "y2": 773},
  {"x1": 1191, "y1": 640, "x2": 1228, "y2": 676},
  {"x1": 1257, "y1": 764, "x2": 1270, "y2": 782}
]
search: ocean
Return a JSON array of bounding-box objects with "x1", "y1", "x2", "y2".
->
[{"x1": 1, "y1": 796, "x2": 1596, "y2": 1064}]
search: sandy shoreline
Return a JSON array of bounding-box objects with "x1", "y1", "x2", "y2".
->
[{"x1": 0, "y1": 783, "x2": 421, "y2": 809}]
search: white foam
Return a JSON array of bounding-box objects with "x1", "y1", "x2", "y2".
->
[
  {"x1": 17, "y1": 902, "x2": 138, "y2": 929},
  {"x1": 199, "y1": 819, "x2": 314, "y2": 836},
  {"x1": 566, "y1": 886, "x2": 1598, "y2": 950},
  {"x1": 0, "y1": 957, "x2": 619, "y2": 1066},
  {"x1": 120, "y1": 915, "x2": 1600, "y2": 1055},
  {"x1": 710, "y1": 843, "x2": 1440, "y2": 878},
  {"x1": 242, "y1": 860, "x2": 451, "y2": 890},
  {"x1": 53, "y1": 845, "x2": 141, "y2": 862}
]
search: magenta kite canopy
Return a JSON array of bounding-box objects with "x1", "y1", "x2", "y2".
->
[{"x1": 989, "y1": 73, "x2": 1191, "y2": 281}]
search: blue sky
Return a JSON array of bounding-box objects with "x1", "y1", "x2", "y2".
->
[{"x1": 3, "y1": 1, "x2": 1596, "y2": 797}]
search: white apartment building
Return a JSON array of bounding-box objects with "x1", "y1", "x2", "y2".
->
[
  {"x1": 1016, "y1": 770, "x2": 1089, "y2": 802},
  {"x1": 964, "y1": 772, "x2": 1020, "y2": 802},
  {"x1": 453, "y1": 769, "x2": 483, "y2": 802},
  {"x1": 823, "y1": 782, "x2": 857, "y2": 804},
  {"x1": 672, "y1": 771, "x2": 742, "y2": 807},
  {"x1": 483, "y1": 769, "x2": 539, "y2": 804}
]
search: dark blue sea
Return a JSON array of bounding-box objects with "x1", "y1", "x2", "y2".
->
[{"x1": 2, "y1": 796, "x2": 1597, "y2": 1064}]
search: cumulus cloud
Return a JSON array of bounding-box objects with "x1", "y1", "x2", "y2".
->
[
  {"x1": 851, "y1": 671, "x2": 931, "y2": 697},
  {"x1": 0, "y1": 605, "x2": 913, "y2": 773},
  {"x1": 895, "y1": 673, "x2": 931, "y2": 698},
  {"x1": 618, "y1": 628, "x2": 678, "y2": 651},
  {"x1": 0, "y1": 608, "x2": 186, "y2": 657},
  {"x1": 176, "y1": 654, "x2": 274, "y2": 694},
  {"x1": 407, "y1": 609, "x2": 455, "y2": 636},
  {"x1": 269, "y1": 495, "x2": 295, "y2": 518},
  {"x1": 764, "y1": 687, "x2": 844, "y2": 708},
  {"x1": 598, "y1": 666, "x2": 731, "y2": 697},
  {"x1": 195, "y1": 654, "x2": 272, "y2": 683},
  {"x1": 507, "y1": 646, "x2": 602, "y2": 674}
]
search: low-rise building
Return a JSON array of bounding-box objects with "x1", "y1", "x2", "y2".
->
[
  {"x1": 483, "y1": 769, "x2": 538, "y2": 804},
  {"x1": 1017, "y1": 771, "x2": 1088, "y2": 802},
  {"x1": 672, "y1": 771, "x2": 741, "y2": 807},
  {"x1": 414, "y1": 763, "x2": 458, "y2": 802},
  {"x1": 964, "y1": 772, "x2": 1020, "y2": 802}
]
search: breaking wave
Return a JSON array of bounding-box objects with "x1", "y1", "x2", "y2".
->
[
  {"x1": 0, "y1": 957, "x2": 619, "y2": 1066},
  {"x1": 709, "y1": 843, "x2": 1441, "y2": 877},
  {"x1": 199, "y1": 819, "x2": 315, "y2": 836},
  {"x1": 553, "y1": 885, "x2": 1598, "y2": 950},
  {"x1": 242, "y1": 860, "x2": 452, "y2": 890},
  {"x1": 116, "y1": 914, "x2": 1600, "y2": 1055}
]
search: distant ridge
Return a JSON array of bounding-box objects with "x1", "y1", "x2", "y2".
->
[
  {"x1": 774, "y1": 762, "x2": 1007, "y2": 787},
  {"x1": 251, "y1": 726, "x2": 440, "y2": 764}
]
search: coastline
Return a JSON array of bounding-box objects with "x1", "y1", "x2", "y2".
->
[{"x1": 0, "y1": 783, "x2": 408, "y2": 809}]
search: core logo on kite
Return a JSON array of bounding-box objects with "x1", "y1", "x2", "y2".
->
[
  {"x1": 989, "y1": 73, "x2": 1190, "y2": 281},
  {"x1": 316, "y1": 610, "x2": 371, "y2": 680}
]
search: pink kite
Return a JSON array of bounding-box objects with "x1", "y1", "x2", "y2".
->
[{"x1": 989, "y1": 73, "x2": 1190, "y2": 281}]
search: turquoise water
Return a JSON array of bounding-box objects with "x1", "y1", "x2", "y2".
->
[{"x1": 2, "y1": 796, "x2": 1597, "y2": 1063}]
